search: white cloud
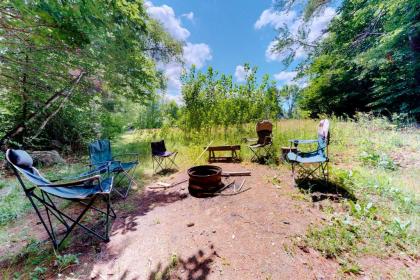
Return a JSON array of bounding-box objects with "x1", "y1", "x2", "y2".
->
[
  {"x1": 160, "y1": 43, "x2": 211, "y2": 98},
  {"x1": 274, "y1": 70, "x2": 308, "y2": 88},
  {"x1": 265, "y1": 40, "x2": 307, "y2": 62},
  {"x1": 254, "y1": 9, "x2": 297, "y2": 30},
  {"x1": 145, "y1": 2, "x2": 190, "y2": 41},
  {"x1": 183, "y1": 42, "x2": 212, "y2": 68},
  {"x1": 307, "y1": 7, "x2": 336, "y2": 42},
  {"x1": 182, "y1": 12, "x2": 194, "y2": 22},
  {"x1": 234, "y1": 65, "x2": 250, "y2": 82},
  {"x1": 265, "y1": 41, "x2": 284, "y2": 62},
  {"x1": 257, "y1": 6, "x2": 336, "y2": 63},
  {"x1": 274, "y1": 71, "x2": 297, "y2": 84},
  {"x1": 146, "y1": 2, "x2": 212, "y2": 99}
]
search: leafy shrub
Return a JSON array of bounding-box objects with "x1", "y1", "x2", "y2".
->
[
  {"x1": 306, "y1": 219, "x2": 358, "y2": 258},
  {"x1": 55, "y1": 253, "x2": 79, "y2": 272},
  {"x1": 359, "y1": 150, "x2": 397, "y2": 170},
  {"x1": 29, "y1": 266, "x2": 47, "y2": 280}
]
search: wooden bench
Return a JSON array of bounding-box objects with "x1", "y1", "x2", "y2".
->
[{"x1": 206, "y1": 145, "x2": 241, "y2": 162}]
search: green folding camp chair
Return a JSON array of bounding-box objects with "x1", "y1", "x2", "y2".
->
[
  {"x1": 88, "y1": 139, "x2": 139, "y2": 198},
  {"x1": 287, "y1": 119, "x2": 330, "y2": 184},
  {"x1": 6, "y1": 149, "x2": 115, "y2": 249},
  {"x1": 247, "y1": 120, "x2": 274, "y2": 162}
]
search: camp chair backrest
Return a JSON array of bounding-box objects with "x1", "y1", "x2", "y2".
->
[
  {"x1": 151, "y1": 140, "x2": 167, "y2": 156},
  {"x1": 6, "y1": 149, "x2": 51, "y2": 190},
  {"x1": 317, "y1": 119, "x2": 330, "y2": 157},
  {"x1": 256, "y1": 120, "x2": 273, "y2": 145},
  {"x1": 89, "y1": 139, "x2": 112, "y2": 166}
]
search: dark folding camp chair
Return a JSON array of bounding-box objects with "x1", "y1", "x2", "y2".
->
[
  {"x1": 151, "y1": 140, "x2": 178, "y2": 174},
  {"x1": 248, "y1": 120, "x2": 274, "y2": 162},
  {"x1": 88, "y1": 139, "x2": 139, "y2": 198},
  {"x1": 287, "y1": 119, "x2": 330, "y2": 184},
  {"x1": 6, "y1": 149, "x2": 115, "y2": 249}
]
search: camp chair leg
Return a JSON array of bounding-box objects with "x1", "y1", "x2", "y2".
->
[
  {"x1": 58, "y1": 197, "x2": 96, "y2": 248},
  {"x1": 153, "y1": 153, "x2": 178, "y2": 174},
  {"x1": 291, "y1": 162, "x2": 297, "y2": 187},
  {"x1": 112, "y1": 163, "x2": 138, "y2": 198},
  {"x1": 28, "y1": 191, "x2": 114, "y2": 249},
  {"x1": 27, "y1": 191, "x2": 59, "y2": 248},
  {"x1": 153, "y1": 156, "x2": 166, "y2": 174},
  {"x1": 105, "y1": 195, "x2": 111, "y2": 241},
  {"x1": 167, "y1": 152, "x2": 179, "y2": 170},
  {"x1": 249, "y1": 147, "x2": 260, "y2": 162},
  {"x1": 249, "y1": 144, "x2": 273, "y2": 163}
]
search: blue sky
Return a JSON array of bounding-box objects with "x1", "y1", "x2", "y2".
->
[{"x1": 146, "y1": 0, "x2": 336, "y2": 100}]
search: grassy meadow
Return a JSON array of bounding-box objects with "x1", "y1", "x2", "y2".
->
[{"x1": 0, "y1": 116, "x2": 419, "y2": 278}]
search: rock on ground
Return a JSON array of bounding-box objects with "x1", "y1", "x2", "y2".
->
[{"x1": 30, "y1": 150, "x2": 65, "y2": 167}]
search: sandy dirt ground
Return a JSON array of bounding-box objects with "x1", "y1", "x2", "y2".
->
[
  {"x1": 2, "y1": 162, "x2": 418, "y2": 279},
  {"x1": 81, "y1": 163, "x2": 339, "y2": 280}
]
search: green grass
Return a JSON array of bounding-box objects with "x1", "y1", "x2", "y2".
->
[
  {"x1": 0, "y1": 116, "x2": 419, "y2": 277},
  {"x1": 299, "y1": 117, "x2": 419, "y2": 275}
]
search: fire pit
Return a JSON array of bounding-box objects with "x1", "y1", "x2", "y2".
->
[{"x1": 188, "y1": 165, "x2": 223, "y2": 196}]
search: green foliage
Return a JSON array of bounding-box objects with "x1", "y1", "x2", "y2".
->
[
  {"x1": 55, "y1": 253, "x2": 79, "y2": 272},
  {"x1": 0, "y1": 183, "x2": 31, "y2": 226},
  {"x1": 301, "y1": 0, "x2": 420, "y2": 118},
  {"x1": 273, "y1": 0, "x2": 420, "y2": 119},
  {"x1": 0, "y1": 0, "x2": 181, "y2": 149},
  {"x1": 359, "y1": 150, "x2": 397, "y2": 170},
  {"x1": 180, "y1": 64, "x2": 282, "y2": 132},
  {"x1": 279, "y1": 85, "x2": 302, "y2": 118},
  {"x1": 306, "y1": 218, "x2": 358, "y2": 258},
  {"x1": 29, "y1": 266, "x2": 47, "y2": 280}
]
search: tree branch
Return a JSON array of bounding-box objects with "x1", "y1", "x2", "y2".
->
[{"x1": 0, "y1": 71, "x2": 86, "y2": 149}]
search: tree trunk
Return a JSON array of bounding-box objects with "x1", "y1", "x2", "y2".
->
[{"x1": 0, "y1": 71, "x2": 85, "y2": 150}]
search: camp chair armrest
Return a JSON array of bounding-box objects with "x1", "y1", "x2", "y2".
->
[
  {"x1": 112, "y1": 153, "x2": 139, "y2": 162},
  {"x1": 88, "y1": 160, "x2": 121, "y2": 169},
  {"x1": 289, "y1": 139, "x2": 318, "y2": 144},
  {"x1": 289, "y1": 139, "x2": 318, "y2": 147},
  {"x1": 295, "y1": 147, "x2": 328, "y2": 158},
  {"x1": 45, "y1": 175, "x2": 101, "y2": 188}
]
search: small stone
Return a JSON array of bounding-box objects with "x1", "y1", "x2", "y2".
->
[
  {"x1": 283, "y1": 221, "x2": 290, "y2": 225},
  {"x1": 187, "y1": 222, "x2": 194, "y2": 227},
  {"x1": 212, "y1": 230, "x2": 216, "y2": 233}
]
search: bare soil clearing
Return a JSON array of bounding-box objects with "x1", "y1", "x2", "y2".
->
[
  {"x1": 1, "y1": 163, "x2": 418, "y2": 279},
  {"x1": 82, "y1": 163, "x2": 336, "y2": 280}
]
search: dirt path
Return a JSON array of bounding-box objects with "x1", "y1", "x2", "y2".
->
[{"x1": 70, "y1": 163, "x2": 338, "y2": 280}]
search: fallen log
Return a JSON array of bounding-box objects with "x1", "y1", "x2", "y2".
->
[
  {"x1": 221, "y1": 171, "x2": 251, "y2": 177},
  {"x1": 149, "y1": 179, "x2": 188, "y2": 189}
]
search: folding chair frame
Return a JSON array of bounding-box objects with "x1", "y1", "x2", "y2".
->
[
  {"x1": 249, "y1": 143, "x2": 274, "y2": 162},
  {"x1": 288, "y1": 119, "x2": 331, "y2": 187},
  {"x1": 89, "y1": 139, "x2": 139, "y2": 199},
  {"x1": 100, "y1": 160, "x2": 138, "y2": 199},
  {"x1": 291, "y1": 159, "x2": 329, "y2": 186},
  {"x1": 152, "y1": 152, "x2": 179, "y2": 174},
  {"x1": 11, "y1": 167, "x2": 116, "y2": 250}
]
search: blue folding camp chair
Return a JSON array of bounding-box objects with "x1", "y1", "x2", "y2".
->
[
  {"x1": 88, "y1": 139, "x2": 139, "y2": 198},
  {"x1": 287, "y1": 119, "x2": 330, "y2": 184},
  {"x1": 6, "y1": 149, "x2": 115, "y2": 249}
]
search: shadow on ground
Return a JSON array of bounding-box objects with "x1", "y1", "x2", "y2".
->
[
  {"x1": 111, "y1": 188, "x2": 188, "y2": 235},
  {"x1": 148, "y1": 245, "x2": 217, "y2": 280},
  {"x1": 153, "y1": 168, "x2": 178, "y2": 176},
  {"x1": 296, "y1": 178, "x2": 356, "y2": 202}
]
